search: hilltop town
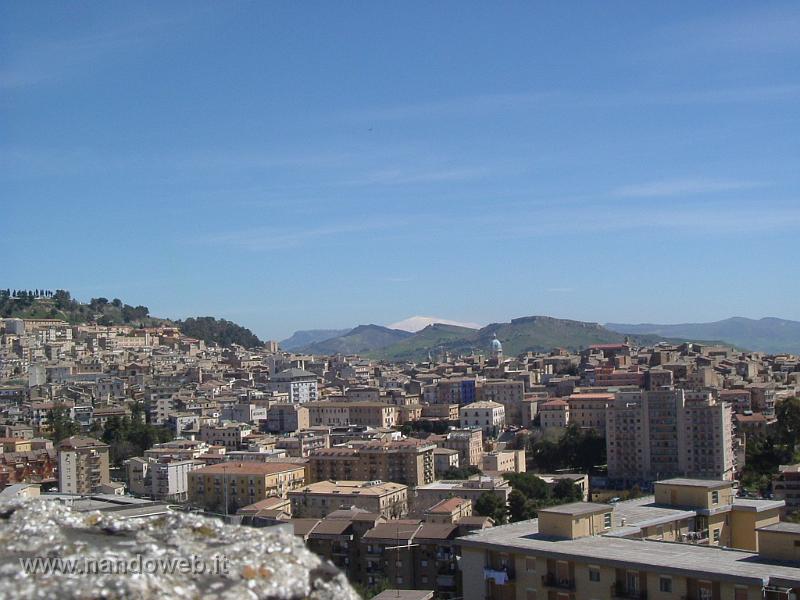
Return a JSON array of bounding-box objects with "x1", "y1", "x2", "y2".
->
[{"x1": 2, "y1": 304, "x2": 800, "y2": 598}]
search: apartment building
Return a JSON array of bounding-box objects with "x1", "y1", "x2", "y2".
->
[
  {"x1": 435, "y1": 378, "x2": 477, "y2": 405},
  {"x1": 414, "y1": 476, "x2": 511, "y2": 513},
  {"x1": 442, "y1": 428, "x2": 484, "y2": 467},
  {"x1": 606, "y1": 388, "x2": 734, "y2": 484},
  {"x1": 198, "y1": 422, "x2": 252, "y2": 450},
  {"x1": 187, "y1": 461, "x2": 306, "y2": 514},
  {"x1": 265, "y1": 403, "x2": 309, "y2": 433},
  {"x1": 421, "y1": 403, "x2": 460, "y2": 422},
  {"x1": 773, "y1": 464, "x2": 800, "y2": 513},
  {"x1": 266, "y1": 368, "x2": 318, "y2": 404},
  {"x1": 479, "y1": 380, "x2": 526, "y2": 426},
  {"x1": 457, "y1": 479, "x2": 797, "y2": 600},
  {"x1": 306, "y1": 401, "x2": 398, "y2": 428},
  {"x1": 57, "y1": 436, "x2": 110, "y2": 495},
  {"x1": 288, "y1": 480, "x2": 408, "y2": 518},
  {"x1": 434, "y1": 448, "x2": 460, "y2": 476},
  {"x1": 482, "y1": 450, "x2": 526, "y2": 474},
  {"x1": 275, "y1": 430, "x2": 330, "y2": 457},
  {"x1": 460, "y1": 401, "x2": 505, "y2": 437},
  {"x1": 126, "y1": 456, "x2": 202, "y2": 502},
  {"x1": 567, "y1": 392, "x2": 614, "y2": 435},
  {"x1": 423, "y1": 497, "x2": 473, "y2": 524},
  {"x1": 309, "y1": 439, "x2": 436, "y2": 487},
  {"x1": 539, "y1": 399, "x2": 569, "y2": 431},
  {"x1": 292, "y1": 511, "x2": 484, "y2": 599}
]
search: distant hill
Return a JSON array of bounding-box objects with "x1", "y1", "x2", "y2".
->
[
  {"x1": 606, "y1": 317, "x2": 800, "y2": 354},
  {"x1": 370, "y1": 315, "x2": 662, "y2": 361},
  {"x1": 301, "y1": 324, "x2": 413, "y2": 355},
  {"x1": 388, "y1": 315, "x2": 482, "y2": 332},
  {"x1": 280, "y1": 329, "x2": 350, "y2": 351},
  {"x1": 370, "y1": 323, "x2": 479, "y2": 361}
]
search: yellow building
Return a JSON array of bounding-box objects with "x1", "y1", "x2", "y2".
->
[
  {"x1": 457, "y1": 478, "x2": 798, "y2": 600},
  {"x1": 187, "y1": 461, "x2": 305, "y2": 514},
  {"x1": 288, "y1": 479, "x2": 408, "y2": 518}
]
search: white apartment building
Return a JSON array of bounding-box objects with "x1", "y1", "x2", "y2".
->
[{"x1": 459, "y1": 401, "x2": 505, "y2": 437}]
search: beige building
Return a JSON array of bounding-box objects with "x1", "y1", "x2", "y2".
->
[
  {"x1": 306, "y1": 401, "x2": 398, "y2": 428},
  {"x1": 289, "y1": 479, "x2": 408, "y2": 518},
  {"x1": 187, "y1": 461, "x2": 306, "y2": 514},
  {"x1": 460, "y1": 401, "x2": 505, "y2": 437},
  {"x1": 457, "y1": 478, "x2": 798, "y2": 600},
  {"x1": 482, "y1": 450, "x2": 526, "y2": 474},
  {"x1": 442, "y1": 428, "x2": 484, "y2": 468},
  {"x1": 539, "y1": 399, "x2": 569, "y2": 431},
  {"x1": 567, "y1": 392, "x2": 614, "y2": 435},
  {"x1": 607, "y1": 389, "x2": 734, "y2": 483},
  {"x1": 199, "y1": 422, "x2": 253, "y2": 450},
  {"x1": 57, "y1": 436, "x2": 110, "y2": 495},
  {"x1": 309, "y1": 439, "x2": 436, "y2": 487},
  {"x1": 423, "y1": 497, "x2": 473, "y2": 524},
  {"x1": 265, "y1": 403, "x2": 310, "y2": 433},
  {"x1": 414, "y1": 476, "x2": 511, "y2": 513},
  {"x1": 479, "y1": 380, "x2": 526, "y2": 426},
  {"x1": 773, "y1": 463, "x2": 800, "y2": 513}
]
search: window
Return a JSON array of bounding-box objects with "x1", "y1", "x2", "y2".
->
[
  {"x1": 659, "y1": 577, "x2": 672, "y2": 592},
  {"x1": 734, "y1": 588, "x2": 747, "y2": 600},
  {"x1": 713, "y1": 529, "x2": 720, "y2": 543},
  {"x1": 711, "y1": 490, "x2": 719, "y2": 504},
  {"x1": 603, "y1": 513, "x2": 612, "y2": 528},
  {"x1": 525, "y1": 589, "x2": 536, "y2": 600},
  {"x1": 525, "y1": 557, "x2": 536, "y2": 572},
  {"x1": 588, "y1": 567, "x2": 600, "y2": 582}
]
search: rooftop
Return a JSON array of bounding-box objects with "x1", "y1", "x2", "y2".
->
[
  {"x1": 538, "y1": 502, "x2": 610, "y2": 517},
  {"x1": 192, "y1": 461, "x2": 303, "y2": 476},
  {"x1": 458, "y1": 520, "x2": 800, "y2": 586},
  {"x1": 656, "y1": 478, "x2": 733, "y2": 489}
]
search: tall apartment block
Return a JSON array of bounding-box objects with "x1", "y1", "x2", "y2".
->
[
  {"x1": 606, "y1": 388, "x2": 734, "y2": 484},
  {"x1": 57, "y1": 436, "x2": 111, "y2": 495}
]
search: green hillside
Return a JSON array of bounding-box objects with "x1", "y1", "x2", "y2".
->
[
  {"x1": 302, "y1": 324, "x2": 412, "y2": 355},
  {"x1": 372, "y1": 315, "x2": 663, "y2": 360},
  {"x1": 368, "y1": 323, "x2": 479, "y2": 361},
  {"x1": 0, "y1": 289, "x2": 261, "y2": 348}
]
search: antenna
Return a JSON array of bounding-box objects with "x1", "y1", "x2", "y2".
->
[{"x1": 383, "y1": 523, "x2": 423, "y2": 597}]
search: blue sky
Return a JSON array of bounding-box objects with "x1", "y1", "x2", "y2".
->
[{"x1": 2, "y1": 2, "x2": 799, "y2": 339}]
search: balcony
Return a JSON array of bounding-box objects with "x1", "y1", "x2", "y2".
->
[
  {"x1": 541, "y1": 573, "x2": 574, "y2": 590},
  {"x1": 484, "y1": 567, "x2": 513, "y2": 585},
  {"x1": 612, "y1": 582, "x2": 647, "y2": 599}
]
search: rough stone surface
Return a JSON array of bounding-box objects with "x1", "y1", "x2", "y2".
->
[{"x1": 0, "y1": 498, "x2": 361, "y2": 600}]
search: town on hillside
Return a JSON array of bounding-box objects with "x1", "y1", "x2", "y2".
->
[{"x1": 2, "y1": 314, "x2": 800, "y2": 598}]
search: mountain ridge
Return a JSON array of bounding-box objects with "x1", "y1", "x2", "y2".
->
[{"x1": 606, "y1": 316, "x2": 800, "y2": 354}]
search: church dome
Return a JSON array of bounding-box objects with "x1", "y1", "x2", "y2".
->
[{"x1": 491, "y1": 334, "x2": 502, "y2": 352}]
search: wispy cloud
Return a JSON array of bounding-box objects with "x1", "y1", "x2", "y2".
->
[
  {"x1": 658, "y1": 5, "x2": 800, "y2": 56},
  {"x1": 0, "y1": 13, "x2": 195, "y2": 89},
  {"x1": 193, "y1": 220, "x2": 404, "y2": 251},
  {"x1": 341, "y1": 165, "x2": 494, "y2": 186},
  {"x1": 612, "y1": 178, "x2": 766, "y2": 198},
  {"x1": 349, "y1": 83, "x2": 800, "y2": 124}
]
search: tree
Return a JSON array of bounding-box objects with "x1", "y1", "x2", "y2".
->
[
  {"x1": 776, "y1": 397, "x2": 800, "y2": 450},
  {"x1": 47, "y1": 407, "x2": 80, "y2": 442},
  {"x1": 508, "y1": 489, "x2": 536, "y2": 522},
  {"x1": 474, "y1": 491, "x2": 507, "y2": 524},
  {"x1": 552, "y1": 479, "x2": 583, "y2": 502},
  {"x1": 441, "y1": 465, "x2": 482, "y2": 480}
]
